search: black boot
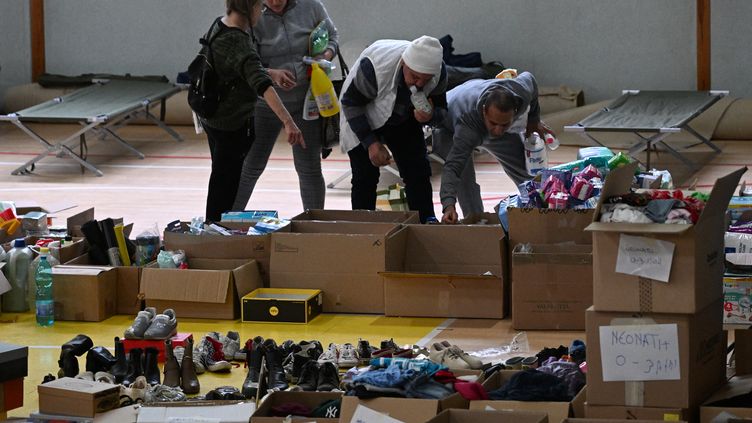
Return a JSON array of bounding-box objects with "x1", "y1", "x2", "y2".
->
[
  {"x1": 85, "y1": 346, "x2": 117, "y2": 373},
  {"x1": 122, "y1": 348, "x2": 144, "y2": 386},
  {"x1": 297, "y1": 361, "x2": 319, "y2": 391},
  {"x1": 110, "y1": 337, "x2": 129, "y2": 384},
  {"x1": 57, "y1": 350, "x2": 79, "y2": 378},
  {"x1": 316, "y1": 362, "x2": 340, "y2": 392},
  {"x1": 264, "y1": 339, "x2": 289, "y2": 391},
  {"x1": 58, "y1": 334, "x2": 93, "y2": 376},
  {"x1": 241, "y1": 336, "x2": 265, "y2": 399},
  {"x1": 143, "y1": 347, "x2": 160, "y2": 386}
]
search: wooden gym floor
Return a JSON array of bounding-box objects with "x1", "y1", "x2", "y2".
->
[{"x1": 0, "y1": 120, "x2": 750, "y2": 417}]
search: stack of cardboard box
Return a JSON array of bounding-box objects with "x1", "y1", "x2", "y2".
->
[{"x1": 582, "y1": 164, "x2": 744, "y2": 421}]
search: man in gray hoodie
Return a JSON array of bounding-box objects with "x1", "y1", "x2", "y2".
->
[{"x1": 437, "y1": 72, "x2": 555, "y2": 223}]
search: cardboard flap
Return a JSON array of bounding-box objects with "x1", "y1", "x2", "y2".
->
[
  {"x1": 698, "y1": 166, "x2": 747, "y2": 225},
  {"x1": 290, "y1": 221, "x2": 400, "y2": 235},
  {"x1": 189, "y1": 258, "x2": 253, "y2": 270},
  {"x1": 67, "y1": 208, "x2": 95, "y2": 236},
  {"x1": 380, "y1": 271, "x2": 495, "y2": 280},
  {"x1": 231, "y1": 260, "x2": 263, "y2": 298},
  {"x1": 584, "y1": 221, "x2": 692, "y2": 235},
  {"x1": 141, "y1": 268, "x2": 230, "y2": 303},
  {"x1": 596, "y1": 162, "x2": 640, "y2": 213},
  {"x1": 52, "y1": 265, "x2": 113, "y2": 276},
  {"x1": 703, "y1": 375, "x2": 752, "y2": 405}
]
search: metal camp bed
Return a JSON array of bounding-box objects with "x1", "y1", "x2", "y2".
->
[
  {"x1": 564, "y1": 90, "x2": 727, "y2": 170},
  {"x1": 0, "y1": 79, "x2": 184, "y2": 176}
]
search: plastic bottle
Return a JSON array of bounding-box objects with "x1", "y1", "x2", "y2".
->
[
  {"x1": 523, "y1": 132, "x2": 548, "y2": 176},
  {"x1": 35, "y1": 254, "x2": 54, "y2": 327},
  {"x1": 409, "y1": 86, "x2": 432, "y2": 114},
  {"x1": 543, "y1": 133, "x2": 560, "y2": 150},
  {"x1": 310, "y1": 63, "x2": 340, "y2": 117},
  {"x1": 2, "y1": 239, "x2": 33, "y2": 312},
  {"x1": 302, "y1": 56, "x2": 336, "y2": 74},
  {"x1": 27, "y1": 247, "x2": 59, "y2": 310}
]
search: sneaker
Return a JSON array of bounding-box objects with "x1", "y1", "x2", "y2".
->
[
  {"x1": 174, "y1": 345, "x2": 205, "y2": 374},
  {"x1": 201, "y1": 336, "x2": 232, "y2": 372},
  {"x1": 306, "y1": 340, "x2": 324, "y2": 360},
  {"x1": 143, "y1": 309, "x2": 177, "y2": 340},
  {"x1": 145, "y1": 384, "x2": 187, "y2": 402},
  {"x1": 316, "y1": 362, "x2": 340, "y2": 392},
  {"x1": 317, "y1": 343, "x2": 338, "y2": 365},
  {"x1": 440, "y1": 341, "x2": 483, "y2": 369},
  {"x1": 222, "y1": 331, "x2": 241, "y2": 360},
  {"x1": 429, "y1": 343, "x2": 470, "y2": 370},
  {"x1": 380, "y1": 338, "x2": 399, "y2": 351},
  {"x1": 297, "y1": 361, "x2": 319, "y2": 391},
  {"x1": 338, "y1": 343, "x2": 359, "y2": 368},
  {"x1": 357, "y1": 339, "x2": 373, "y2": 363},
  {"x1": 124, "y1": 307, "x2": 156, "y2": 339}
]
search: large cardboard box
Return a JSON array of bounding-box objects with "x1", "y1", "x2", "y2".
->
[
  {"x1": 66, "y1": 254, "x2": 143, "y2": 315},
  {"x1": 251, "y1": 391, "x2": 341, "y2": 422},
  {"x1": 138, "y1": 401, "x2": 255, "y2": 423},
  {"x1": 512, "y1": 244, "x2": 593, "y2": 330},
  {"x1": 270, "y1": 221, "x2": 403, "y2": 314},
  {"x1": 700, "y1": 376, "x2": 752, "y2": 423},
  {"x1": 427, "y1": 409, "x2": 548, "y2": 423},
  {"x1": 585, "y1": 300, "x2": 726, "y2": 408},
  {"x1": 291, "y1": 209, "x2": 419, "y2": 224},
  {"x1": 586, "y1": 164, "x2": 745, "y2": 313},
  {"x1": 584, "y1": 403, "x2": 689, "y2": 421},
  {"x1": 51, "y1": 265, "x2": 117, "y2": 321},
  {"x1": 141, "y1": 258, "x2": 262, "y2": 319},
  {"x1": 382, "y1": 224, "x2": 506, "y2": 318},
  {"x1": 38, "y1": 377, "x2": 120, "y2": 418},
  {"x1": 339, "y1": 393, "x2": 469, "y2": 423},
  {"x1": 507, "y1": 207, "x2": 595, "y2": 248}
]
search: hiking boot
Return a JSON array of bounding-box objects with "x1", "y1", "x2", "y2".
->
[
  {"x1": 124, "y1": 308, "x2": 156, "y2": 339},
  {"x1": 122, "y1": 348, "x2": 144, "y2": 386},
  {"x1": 317, "y1": 343, "x2": 338, "y2": 365},
  {"x1": 222, "y1": 331, "x2": 241, "y2": 360},
  {"x1": 297, "y1": 361, "x2": 319, "y2": 391},
  {"x1": 338, "y1": 343, "x2": 359, "y2": 368},
  {"x1": 143, "y1": 347, "x2": 161, "y2": 386},
  {"x1": 180, "y1": 337, "x2": 200, "y2": 395},
  {"x1": 163, "y1": 339, "x2": 181, "y2": 388},
  {"x1": 316, "y1": 362, "x2": 339, "y2": 392},
  {"x1": 241, "y1": 336, "x2": 265, "y2": 399},
  {"x1": 380, "y1": 338, "x2": 399, "y2": 351},
  {"x1": 85, "y1": 346, "x2": 117, "y2": 374},
  {"x1": 264, "y1": 339, "x2": 289, "y2": 391},
  {"x1": 143, "y1": 309, "x2": 177, "y2": 340},
  {"x1": 357, "y1": 339, "x2": 373, "y2": 363},
  {"x1": 110, "y1": 337, "x2": 128, "y2": 384},
  {"x1": 201, "y1": 336, "x2": 232, "y2": 372}
]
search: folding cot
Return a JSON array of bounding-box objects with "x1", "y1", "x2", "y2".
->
[
  {"x1": 564, "y1": 90, "x2": 727, "y2": 170},
  {"x1": 0, "y1": 79, "x2": 184, "y2": 176}
]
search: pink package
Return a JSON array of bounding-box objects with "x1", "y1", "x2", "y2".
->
[
  {"x1": 543, "y1": 178, "x2": 566, "y2": 202},
  {"x1": 578, "y1": 164, "x2": 602, "y2": 180},
  {"x1": 570, "y1": 176, "x2": 594, "y2": 201},
  {"x1": 548, "y1": 192, "x2": 569, "y2": 209}
]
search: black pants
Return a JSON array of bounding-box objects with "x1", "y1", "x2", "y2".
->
[
  {"x1": 348, "y1": 117, "x2": 435, "y2": 223},
  {"x1": 204, "y1": 120, "x2": 254, "y2": 222}
]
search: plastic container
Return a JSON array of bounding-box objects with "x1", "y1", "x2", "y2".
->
[
  {"x1": 310, "y1": 63, "x2": 340, "y2": 117},
  {"x1": 543, "y1": 133, "x2": 560, "y2": 150},
  {"x1": 409, "y1": 86, "x2": 432, "y2": 114},
  {"x1": 302, "y1": 56, "x2": 335, "y2": 73},
  {"x1": 35, "y1": 255, "x2": 54, "y2": 327},
  {"x1": 2, "y1": 239, "x2": 33, "y2": 312},
  {"x1": 523, "y1": 132, "x2": 548, "y2": 176},
  {"x1": 27, "y1": 247, "x2": 59, "y2": 310}
]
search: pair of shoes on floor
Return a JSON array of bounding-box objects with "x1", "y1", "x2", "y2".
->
[
  {"x1": 119, "y1": 346, "x2": 161, "y2": 386},
  {"x1": 317, "y1": 343, "x2": 359, "y2": 368},
  {"x1": 371, "y1": 338, "x2": 413, "y2": 360},
  {"x1": 282, "y1": 340, "x2": 324, "y2": 383},
  {"x1": 164, "y1": 337, "x2": 200, "y2": 395},
  {"x1": 241, "y1": 337, "x2": 289, "y2": 399},
  {"x1": 429, "y1": 341, "x2": 483, "y2": 370},
  {"x1": 297, "y1": 361, "x2": 340, "y2": 392},
  {"x1": 194, "y1": 333, "x2": 233, "y2": 373},
  {"x1": 124, "y1": 307, "x2": 177, "y2": 340}
]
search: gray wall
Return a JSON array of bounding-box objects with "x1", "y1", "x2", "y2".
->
[{"x1": 0, "y1": 0, "x2": 749, "y2": 112}]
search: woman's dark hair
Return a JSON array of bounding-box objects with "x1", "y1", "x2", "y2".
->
[
  {"x1": 226, "y1": 0, "x2": 261, "y2": 21},
  {"x1": 484, "y1": 88, "x2": 521, "y2": 115}
]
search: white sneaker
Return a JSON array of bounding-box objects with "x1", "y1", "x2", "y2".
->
[
  {"x1": 317, "y1": 343, "x2": 338, "y2": 365},
  {"x1": 338, "y1": 343, "x2": 359, "y2": 368},
  {"x1": 440, "y1": 341, "x2": 484, "y2": 369},
  {"x1": 429, "y1": 343, "x2": 470, "y2": 370}
]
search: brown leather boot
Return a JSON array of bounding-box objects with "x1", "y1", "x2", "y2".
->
[
  {"x1": 163, "y1": 339, "x2": 181, "y2": 388},
  {"x1": 180, "y1": 337, "x2": 200, "y2": 394}
]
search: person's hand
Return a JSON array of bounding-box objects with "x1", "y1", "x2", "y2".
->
[
  {"x1": 441, "y1": 204, "x2": 459, "y2": 224},
  {"x1": 413, "y1": 98, "x2": 434, "y2": 123},
  {"x1": 525, "y1": 121, "x2": 555, "y2": 139},
  {"x1": 367, "y1": 141, "x2": 392, "y2": 167},
  {"x1": 269, "y1": 68, "x2": 297, "y2": 91},
  {"x1": 314, "y1": 48, "x2": 335, "y2": 62},
  {"x1": 284, "y1": 120, "x2": 305, "y2": 148}
]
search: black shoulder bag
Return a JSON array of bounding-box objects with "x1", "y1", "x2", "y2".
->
[{"x1": 320, "y1": 52, "x2": 349, "y2": 158}]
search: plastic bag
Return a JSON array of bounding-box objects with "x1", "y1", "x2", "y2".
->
[
  {"x1": 134, "y1": 224, "x2": 161, "y2": 266},
  {"x1": 309, "y1": 20, "x2": 329, "y2": 56},
  {"x1": 467, "y1": 332, "x2": 530, "y2": 364},
  {"x1": 157, "y1": 249, "x2": 187, "y2": 269}
]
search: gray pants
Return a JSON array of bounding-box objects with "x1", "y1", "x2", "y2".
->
[
  {"x1": 233, "y1": 89, "x2": 325, "y2": 211},
  {"x1": 433, "y1": 128, "x2": 529, "y2": 216}
]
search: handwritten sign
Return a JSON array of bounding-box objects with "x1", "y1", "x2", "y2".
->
[
  {"x1": 599, "y1": 324, "x2": 680, "y2": 381},
  {"x1": 615, "y1": 234, "x2": 675, "y2": 282},
  {"x1": 350, "y1": 405, "x2": 406, "y2": 423}
]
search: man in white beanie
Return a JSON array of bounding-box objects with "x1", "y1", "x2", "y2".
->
[{"x1": 339, "y1": 36, "x2": 447, "y2": 223}]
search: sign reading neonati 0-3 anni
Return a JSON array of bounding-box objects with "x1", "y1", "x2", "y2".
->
[{"x1": 599, "y1": 323, "x2": 680, "y2": 381}]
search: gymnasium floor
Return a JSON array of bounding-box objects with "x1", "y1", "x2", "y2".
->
[{"x1": 1, "y1": 120, "x2": 750, "y2": 418}]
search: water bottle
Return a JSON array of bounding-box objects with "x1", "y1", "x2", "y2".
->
[
  {"x1": 27, "y1": 247, "x2": 59, "y2": 310},
  {"x1": 35, "y1": 255, "x2": 54, "y2": 327},
  {"x1": 2, "y1": 239, "x2": 32, "y2": 312},
  {"x1": 543, "y1": 133, "x2": 560, "y2": 150},
  {"x1": 409, "y1": 86, "x2": 433, "y2": 114},
  {"x1": 523, "y1": 132, "x2": 548, "y2": 176}
]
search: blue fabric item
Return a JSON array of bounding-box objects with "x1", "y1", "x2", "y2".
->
[
  {"x1": 404, "y1": 371, "x2": 454, "y2": 399},
  {"x1": 496, "y1": 195, "x2": 520, "y2": 233},
  {"x1": 369, "y1": 358, "x2": 446, "y2": 375},
  {"x1": 352, "y1": 365, "x2": 416, "y2": 388}
]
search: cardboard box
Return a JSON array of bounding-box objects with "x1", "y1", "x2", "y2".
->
[
  {"x1": 141, "y1": 258, "x2": 262, "y2": 320},
  {"x1": 51, "y1": 265, "x2": 117, "y2": 321},
  {"x1": 583, "y1": 403, "x2": 689, "y2": 421},
  {"x1": 138, "y1": 401, "x2": 255, "y2": 423},
  {"x1": 427, "y1": 409, "x2": 549, "y2": 423},
  {"x1": 586, "y1": 163, "x2": 745, "y2": 313},
  {"x1": 512, "y1": 243, "x2": 593, "y2": 330},
  {"x1": 251, "y1": 391, "x2": 341, "y2": 422},
  {"x1": 241, "y1": 288, "x2": 322, "y2": 323},
  {"x1": 339, "y1": 393, "x2": 469, "y2": 423},
  {"x1": 38, "y1": 377, "x2": 120, "y2": 418},
  {"x1": 291, "y1": 209, "x2": 419, "y2": 224},
  {"x1": 270, "y1": 221, "x2": 403, "y2": 314},
  {"x1": 585, "y1": 300, "x2": 726, "y2": 408},
  {"x1": 701, "y1": 376, "x2": 752, "y2": 423},
  {"x1": 723, "y1": 275, "x2": 752, "y2": 324},
  {"x1": 472, "y1": 371, "x2": 582, "y2": 423},
  {"x1": 735, "y1": 329, "x2": 752, "y2": 376},
  {"x1": 507, "y1": 207, "x2": 595, "y2": 248},
  {"x1": 0, "y1": 343, "x2": 28, "y2": 383},
  {"x1": 382, "y1": 224, "x2": 506, "y2": 319},
  {"x1": 66, "y1": 254, "x2": 143, "y2": 315}
]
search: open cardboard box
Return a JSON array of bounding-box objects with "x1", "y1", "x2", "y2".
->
[
  {"x1": 251, "y1": 391, "x2": 341, "y2": 422},
  {"x1": 585, "y1": 163, "x2": 746, "y2": 313},
  {"x1": 291, "y1": 209, "x2": 419, "y2": 224},
  {"x1": 427, "y1": 409, "x2": 549, "y2": 423},
  {"x1": 138, "y1": 400, "x2": 255, "y2": 423},
  {"x1": 66, "y1": 254, "x2": 143, "y2": 315},
  {"x1": 507, "y1": 207, "x2": 595, "y2": 248},
  {"x1": 52, "y1": 265, "x2": 117, "y2": 321},
  {"x1": 340, "y1": 391, "x2": 470, "y2": 423}
]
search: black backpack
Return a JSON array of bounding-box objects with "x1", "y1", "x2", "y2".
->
[{"x1": 187, "y1": 18, "x2": 226, "y2": 119}]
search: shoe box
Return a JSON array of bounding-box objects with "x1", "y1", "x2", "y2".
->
[
  {"x1": 291, "y1": 209, "x2": 419, "y2": 224},
  {"x1": 122, "y1": 332, "x2": 193, "y2": 363},
  {"x1": 339, "y1": 392, "x2": 470, "y2": 423},
  {"x1": 426, "y1": 409, "x2": 548, "y2": 423},
  {"x1": 585, "y1": 300, "x2": 726, "y2": 409},
  {"x1": 382, "y1": 224, "x2": 507, "y2": 319},
  {"x1": 511, "y1": 243, "x2": 593, "y2": 330},
  {"x1": 0, "y1": 342, "x2": 27, "y2": 384},
  {"x1": 140, "y1": 258, "x2": 263, "y2": 320},
  {"x1": 270, "y1": 221, "x2": 403, "y2": 314},
  {"x1": 251, "y1": 391, "x2": 342, "y2": 422},
  {"x1": 137, "y1": 400, "x2": 255, "y2": 423},
  {"x1": 51, "y1": 264, "x2": 118, "y2": 321},
  {"x1": 37, "y1": 377, "x2": 120, "y2": 418},
  {"x1": 585, "y1": 163, "x2": 745, "y2": 314},
  {"x1": 241, "y1": 288, "x2": 322, "y2": 323},
  {"x1": 470, "y1": 370, "x2": 585, "y2": 423},
  {"x1": 583, "y1": 403, "x2": 690, "y2": 421},
  {"x1": 700, "y1": 376, "x2": 752, "y2": 423},
  {"x1": 65, "y1": 253, "x2": 144, "y2": 315}
]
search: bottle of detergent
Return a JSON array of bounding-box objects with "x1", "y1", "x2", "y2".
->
[
  {"x1": 310, "y1": 63, "x2": 340, "y2": 117},
  {"x1": 523, "y1": 132, "x2": 548, "y2": 176},
  {"x1": 2, "y1": 239, "x2": 33, "y2": 312}
]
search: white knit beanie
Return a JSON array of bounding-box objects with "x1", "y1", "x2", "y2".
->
[{"x1": 401, "y1": 36, "x2": 443, "y2": 75}]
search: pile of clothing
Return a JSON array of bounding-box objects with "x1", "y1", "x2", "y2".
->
[{"x1": 599, "y1": 190, "x2": 708, "y2": 224}]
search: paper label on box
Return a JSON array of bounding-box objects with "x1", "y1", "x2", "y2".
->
[
  {"x1": 350, "y1": 404, "x2": 406, "y2": 423},
  {"x1": 615, "y1": 234, "x2": 675, "y2": 282},
  {"x1": 599, "y1": 323, "x2": 680, "y2": 381},
  {"x1": 52, "y1": 265, "x2": 112, "y2": 276}
]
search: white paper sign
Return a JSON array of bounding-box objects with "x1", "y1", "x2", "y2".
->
[
  {"x1": 350, "y1": 405, "x2": 406, "y2": 423},
  {"x1": 599, "y1": 323, "x2": 680, "y2": 381},
  {"x1": 615, "y1": 234, "x2": 675, "y2": 282}
]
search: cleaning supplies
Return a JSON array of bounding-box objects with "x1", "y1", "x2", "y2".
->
[{"x1": 310, "y1": 63, "x2": 339, "y2": 117}]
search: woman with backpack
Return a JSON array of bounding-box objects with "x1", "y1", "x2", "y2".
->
[
  {"x1": 199, "y1": 0, "x2": 304, "y2": 222},
  {"x1": 233, "y1": 0, "x2": 339, "y2": 212}
]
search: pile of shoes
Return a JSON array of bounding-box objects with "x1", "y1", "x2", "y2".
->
[
  {"x1": 242, "y1": 337, "x2": 291, "y2": 398},
  {"x1": 124, "y1": 307, "x2": 178, "y2": 340}
]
